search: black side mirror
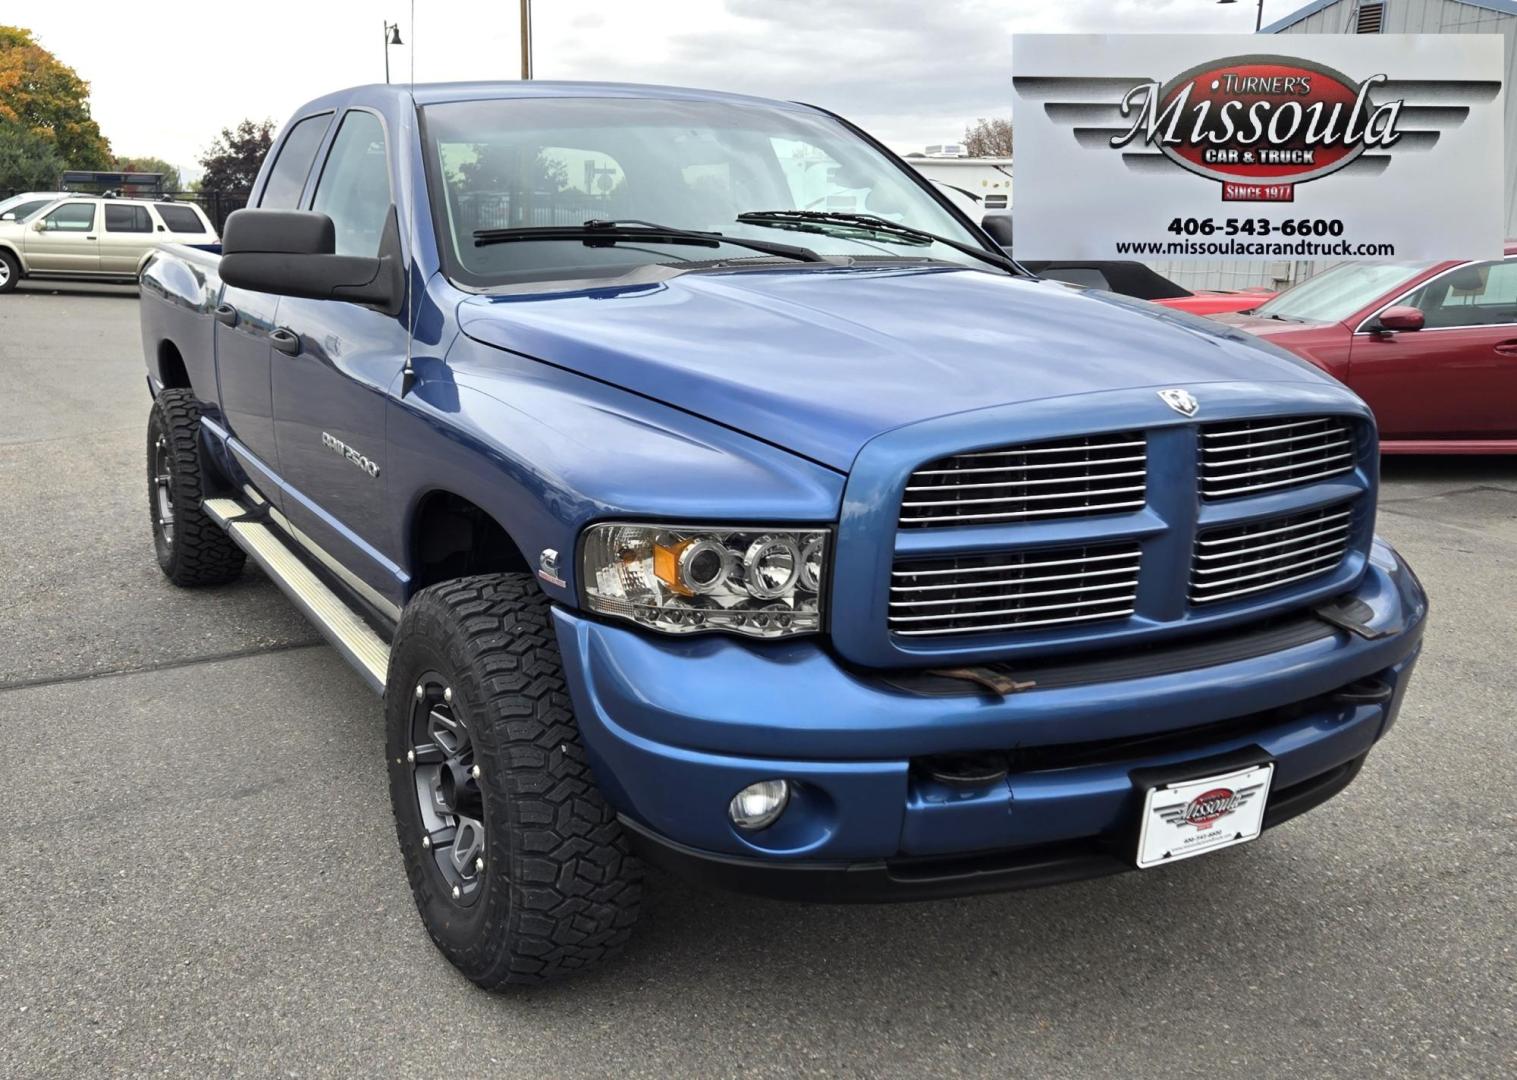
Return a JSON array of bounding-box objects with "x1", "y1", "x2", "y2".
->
[
  {"x1": 220, "y1": 207, "x2": 404, "y2": 316},
  {"x1": 980, "y1": 214, "x2": 1014, "y2": 250}
]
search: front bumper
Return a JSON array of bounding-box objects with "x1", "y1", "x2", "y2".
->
[{"x1": 554, "y1": 538, "x2": 1426, "y2": 900}]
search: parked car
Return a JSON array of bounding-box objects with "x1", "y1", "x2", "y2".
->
[
  {"x1": 138, "y1": 81, "x2": 1426, "y2": 987},
  {"x1": 0, "y1": 191, "x2": 73, "y2": 223},
  {"x1": 1210, "y1": 247, "x2": 1517, "y2": 452},
  {"x1": 974, "y1": 219, "x2": 1273, "y2": 312},
  {"x1": 0, "y1": 197, "x2": 217, "y2": 293}
]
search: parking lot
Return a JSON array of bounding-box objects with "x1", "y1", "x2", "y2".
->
[{"x1": 1, "y1": 282, "x2": 1513, "y2": 1078}]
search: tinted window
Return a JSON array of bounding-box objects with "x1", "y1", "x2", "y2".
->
[
  {"x1": 312, "y1": 110, "x2": 391, "y2": 257},
  {"x1": 42, "y1": 203, "x2": 97, "y2": 231},
  {"x1": 7, "y1": 199, "x2": 54, "y2": 222},
  {"x1": 1406, "y1": 260, "x2": 1517, "y2": 329},
  {"x1": 154, "y1": 204, "x2": 206, "y2": 233},
  {"x1": 259, "y1": 112, "x2": 334, "y2": 209},
  {"x1": 105, "y1": 204, "x2": 153, "y2": 233}
]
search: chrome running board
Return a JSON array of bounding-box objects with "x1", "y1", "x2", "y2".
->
[{"x1": 203, "y1": 498, "x2": 391, "y2": 694}]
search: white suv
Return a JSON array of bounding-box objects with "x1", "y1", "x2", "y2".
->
[{"x1": 0, "y1": 197, "x2": 219, "y2": 293}]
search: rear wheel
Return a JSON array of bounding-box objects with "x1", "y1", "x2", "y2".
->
[
  {"x1": 386, "y1": 574, "x2": 642, "y2": 987},
  {"x1": 147, "y1": 389, "x2": 246, "y2": 586},
  {"x1": 0, "y1": 250, "x2": 20, "y2": 294}
]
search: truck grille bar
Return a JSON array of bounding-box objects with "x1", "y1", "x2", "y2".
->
[
  {"x1": 889, "y1": 542, "x2": 1141, "y2": 637},
  {"x1": 898, "y1": 432, "x2": 1146, "y2": 528},
  {"x1": 1189, "y1": 503, "x2": 1354, "y2": 605},
  {"x1": 1199, "y1": 416, "x2": 1356, "y2": 499}
]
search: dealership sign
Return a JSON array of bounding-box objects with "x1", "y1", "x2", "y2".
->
[{"x1": 1012, "y1": 35, "x2": 1504, "y2": 261}]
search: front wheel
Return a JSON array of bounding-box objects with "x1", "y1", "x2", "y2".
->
[
  {"x1": 386, "y1": 575, "x2": 642, "y2": 987},
  {"x1": 0, "y1": 249, "x2": 20, "y2": 294}
]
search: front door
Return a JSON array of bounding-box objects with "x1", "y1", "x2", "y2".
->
[
  {"x1": 22, "y1": 201, "x2": 100, "y2": 273},
  {"x1": 270, "y1": 108, "x2": 409, "y2": 609},
  {"x1": 1349, "y1": 258, "x2": 1517, "y2": 440}
]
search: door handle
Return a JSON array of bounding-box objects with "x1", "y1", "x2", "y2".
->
[
  {"x1": 214, "y1": 302, "x2": 238, "y2": 327},
  {"x1": 1495, "y1": 340, "x2": 1517, "y2": 356},
  {"x1": 270, "y1": 328, "x2": 302, "y2": 356}
]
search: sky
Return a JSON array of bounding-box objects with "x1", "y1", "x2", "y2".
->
[{"x1": 13, "y1": 0, "x2": 1284, "y2": 180}]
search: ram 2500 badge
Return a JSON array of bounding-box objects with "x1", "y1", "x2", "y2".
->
[{"x1": 138, "y1": 82, "x2": 1427, "y2": 987}]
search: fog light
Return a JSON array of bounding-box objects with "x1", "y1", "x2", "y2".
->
[{"x1": 728, "y1": 779, "x2": 790, "y2": 831}]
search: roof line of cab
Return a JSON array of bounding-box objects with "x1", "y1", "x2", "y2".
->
[{"x1": 298, "y1": 80, "x2": 822, "y2": 112}]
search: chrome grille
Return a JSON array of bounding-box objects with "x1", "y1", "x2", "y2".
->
[
  {"x1": 889, "y1": 542, "x2": 1141, "y2": 637},
  {"x1": 1200, "y1": 416, "x2": 1356, "y2": 499},
  {"x1": 1190, "y1": 503, "x2": 1354, "y2": 605},
  {"x1": 898, "y1": 432, "x2": 1146, "y2": 528}
]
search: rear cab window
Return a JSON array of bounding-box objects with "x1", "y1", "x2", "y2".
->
[{"x1": 260, "y1": 112, "x2": 335, "y2": 209}]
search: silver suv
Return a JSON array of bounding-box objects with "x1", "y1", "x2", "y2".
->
[{"x1": 0, "y1": 197, "x2": 218, "y2": 293}]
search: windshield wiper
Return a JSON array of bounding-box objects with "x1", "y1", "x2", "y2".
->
[
  {"x1": 472, "y1": 219, "x2": 824, "y2": 263},
  {"x1": 736, "y1": 210, "x2": 1026, "y2": 275}
]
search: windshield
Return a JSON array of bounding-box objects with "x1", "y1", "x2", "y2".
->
[
  {"x1": 422, "y1": 96, "x2": 992, "y2": 285},
  {"x1": 1251, "y1": 260, "x2": 1436, "y2": 322}
]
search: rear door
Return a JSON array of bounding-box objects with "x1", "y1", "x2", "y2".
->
[
  {"x1": 1349, "y1": 258, "x2": 1517, "y2": 439},
  {"x1": 22, "y1": 201, "x2": 100, "y2": 273},
  {"x1": 270, "y1": 107, "x2": 409, "y2": 608},
  {"x1": 214, "y1": 110, "x2": 333, "y2": 494},
  {"x1": 100, "y1": 203, "x2": 155, "y2": 274}
]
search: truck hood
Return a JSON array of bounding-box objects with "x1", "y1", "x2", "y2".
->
[{"x1": 457, "y1": 266, "x2": 1339, "y2": 471}]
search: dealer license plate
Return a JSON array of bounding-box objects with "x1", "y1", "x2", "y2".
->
[{"x1": 1135, "y1": 762, "x2": 1275, "y2": 870}]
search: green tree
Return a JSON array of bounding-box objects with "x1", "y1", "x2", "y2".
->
[
  {"x1": 198, "y1": 119, "x2": 273, "y2": 194},
  {"x1": 114, "y1": 155, "x2": 182, "y2": 191},
  {"x1": 0, "y1": 25, "x2": 112, "y2": 170},
  {"x1": 963, "y1": 117, "x2": 1013, "y2": 158},
  {"x1": 0, "y1": 118, "x2": 65, "y2": 190}
]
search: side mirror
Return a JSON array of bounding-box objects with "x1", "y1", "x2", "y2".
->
[
  {"x1": 0, "y1": 212, "x2": 13, "y2": 222},
  {"x1": 980, "y1": 214, "x2": 1014, "y2": 250},
  {"x1": 1375, "y1": 305, "x2": 1424, "y2": 333},
  {"x1": 32, "y1": 219, "x2": 45, "y2": 232},
  {"x1": 219, "y1": 207, "x2": 403, "y2": 315}
]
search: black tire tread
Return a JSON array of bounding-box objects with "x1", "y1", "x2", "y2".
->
[
  {"x1": 149, "y1": 388, "x2": 246, "y2": 586},
  {"x1": 388, "y1": 574, "x2": 642, "y2": 987},
  {"x1": 0, "y1": 249, "x2": 20, "y2": 294}
]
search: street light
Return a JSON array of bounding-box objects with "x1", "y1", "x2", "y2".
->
[
  {"x1": 1218, "y1": 0, "x2": 1266, "y2": 32},
  {"x1": 520, "y1": 0, "x2": 533, "y2": 80},
  {"x1": 382, "y1": 19, "x2": 400, "y2": 83}
]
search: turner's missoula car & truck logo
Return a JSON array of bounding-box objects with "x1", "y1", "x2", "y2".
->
[{"x1": 1019, "y1": 54, "x2": 1490, "y2": 203}]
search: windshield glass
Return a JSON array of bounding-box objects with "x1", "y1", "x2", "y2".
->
[
  {"x1": 423, "y1": 96, "x2": 991, "y2": 285},
  {"x1": 1251, "y1": 260, "x2": 1435, "y2": 322}
]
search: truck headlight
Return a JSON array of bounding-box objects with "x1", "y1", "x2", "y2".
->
[{"x1": 579, "y1": 523, "x2": 828, "y2": 638}]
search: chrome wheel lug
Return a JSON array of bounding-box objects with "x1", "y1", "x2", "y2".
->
[
  {"x1": 475, "y1": 856, "x2": 485, "y2": 872},
  {"x1": 414, "y1": 684, "x2": 424, "y2": 701},
  {"x1": 471, "y1": 764, "x2": 481, "y2": 779},
  {"x1": 451, "y1": 885, "x2": 461, "y2": 900},
  {"x1": 443, "y1": 687, "x2": 453, "y2": 704},
  {"x1": 406, "y1": 750, "x2": 415, "y2": 763},
  {"x1": 421, "y1": 835, "x2": 431, "y2": 850}
]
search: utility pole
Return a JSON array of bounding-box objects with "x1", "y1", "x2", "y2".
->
[{"x1": 520, "y1": 0, "x2": 533, "y2": 79}]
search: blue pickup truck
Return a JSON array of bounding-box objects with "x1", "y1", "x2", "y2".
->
[{"x1": 139, "y1": 81, "x2": 1427, "y2": 987}]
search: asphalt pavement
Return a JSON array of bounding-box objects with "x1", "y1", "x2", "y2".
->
[{"x1": 1, "y1": 281, "x2": 1512, "y2": 1078}]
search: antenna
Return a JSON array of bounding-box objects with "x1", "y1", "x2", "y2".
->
[{"x1": 402, "y1": 0, "x2": 417, "y2": 393}]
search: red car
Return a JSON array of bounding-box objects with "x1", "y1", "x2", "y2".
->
[
  {"x1": 1156, "y1": 287, "x2": 1276, "y2": 316},
  {"x1": 1210, "y1": 245, "x2": 1517, "y2": 453}
]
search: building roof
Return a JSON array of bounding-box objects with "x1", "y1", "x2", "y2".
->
[{"x1": 1262, "y1": 0, "x2": 1517, "y2": 34}]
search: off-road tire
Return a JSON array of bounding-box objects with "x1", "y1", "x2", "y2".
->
[
  {"x1": 147, "y1": 389, "x2": 246, "y2": 586},
  {"x1": 386, "y1": 575, "x2": 642, "y2": 987},
  {"x1": 0, "y1": 249, "x2": 20, "y2": 294}
]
